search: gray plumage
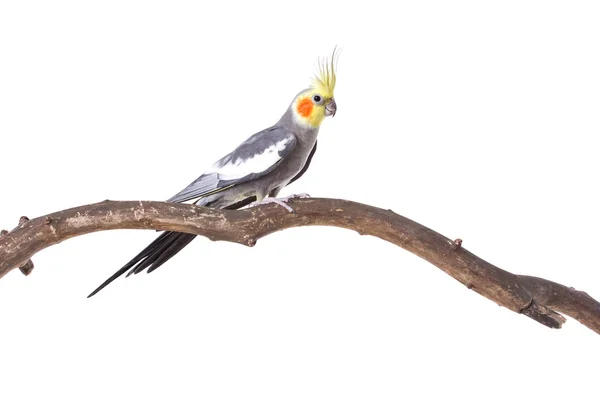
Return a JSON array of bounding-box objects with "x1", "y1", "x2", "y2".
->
[
  {"x1": 87, "y1": 87, "x2": 336, "y2": 297},
  {"x1": 167, "y1": 125, "x2": 300, "y2": 205}
]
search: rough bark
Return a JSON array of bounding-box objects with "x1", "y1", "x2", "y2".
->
[{"x1": 1, "y1": 198, "x2": 598, "y2": 334}]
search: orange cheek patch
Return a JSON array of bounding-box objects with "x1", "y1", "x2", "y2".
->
[{"x1": 296, "y1": 97, "x2": 313, "y2": 118}]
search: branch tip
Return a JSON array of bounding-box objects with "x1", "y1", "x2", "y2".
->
[{"x1": 19, "y1": 216, "x2": 30, "y2": 226}]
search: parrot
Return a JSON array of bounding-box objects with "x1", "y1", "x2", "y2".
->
[{"x1": 87, "y1": 51, "x2": 338, "y2": 297}]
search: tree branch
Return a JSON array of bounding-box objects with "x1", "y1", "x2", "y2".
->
[{"x1": 1, "y1": 198, "x2": 598, "y2": 334}]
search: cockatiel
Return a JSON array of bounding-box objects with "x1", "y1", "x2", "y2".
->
[{"x1": 88, "y1": 51, "x2": 338, "y2": 297}]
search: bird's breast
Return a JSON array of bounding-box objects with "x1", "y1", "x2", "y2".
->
[{"x1": 276, "y1": 128, "x2": 319, "y2": 184}]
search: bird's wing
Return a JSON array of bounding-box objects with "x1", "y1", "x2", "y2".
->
[{"x1": 167, "y1": 127, "x2": 297, "y2": 203}]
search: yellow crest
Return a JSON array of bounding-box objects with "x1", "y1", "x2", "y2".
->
[{"x1": 311, "y1": 47, "x2": 339, "y2": 99}]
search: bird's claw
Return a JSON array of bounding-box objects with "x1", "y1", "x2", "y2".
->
[
  {"x1": 284, "y1": 193, "x2": 311, "y2": 200},
  {"x1": 255, "y1": 198, "x2": 296, "y2": 213},
  {"x1": 250, "y1": 193, "x2": 311, "y2": 213}
]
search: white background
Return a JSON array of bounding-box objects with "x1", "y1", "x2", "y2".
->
[{"x1": 1, "y1": 1, "x2": 599, "y2": 399}]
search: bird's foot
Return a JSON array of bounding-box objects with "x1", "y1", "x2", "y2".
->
[
  {"x1": 280, "y1": 193, "x2": 311, "y2": 201},
  {"x1": 250, "y1": 193, "x2": 311, "y2": 213}
]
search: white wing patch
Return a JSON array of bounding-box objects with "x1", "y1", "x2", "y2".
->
[{"x1": 206, "y1": 138, "x2": 292, "y2": 181}]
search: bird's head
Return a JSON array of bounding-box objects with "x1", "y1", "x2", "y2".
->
[{"x1": 292, "y1": 50, "x2": 338, "y2": 128}]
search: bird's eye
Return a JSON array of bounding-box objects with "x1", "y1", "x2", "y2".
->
[{"x1": 312, "y1": 95, "x2": 322, "y2": 103}]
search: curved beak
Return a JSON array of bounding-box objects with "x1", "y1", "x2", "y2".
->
[{"x1": 325, "y1": 98, "x2": 337, "y2": 117}]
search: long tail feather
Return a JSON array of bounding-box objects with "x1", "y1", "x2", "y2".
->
[
  {"x1": 87, "y1": 231, "x2": 179, "y2": 297},
  {"x1": 147, "y1": 233, "x2": 197, "y2": 273},
  {"x1": 87, "y1": 198, "x2": 256, "y2": 298},
  {"x1": 127, "y1": 231, "x2": 182, "y2": 276}
]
